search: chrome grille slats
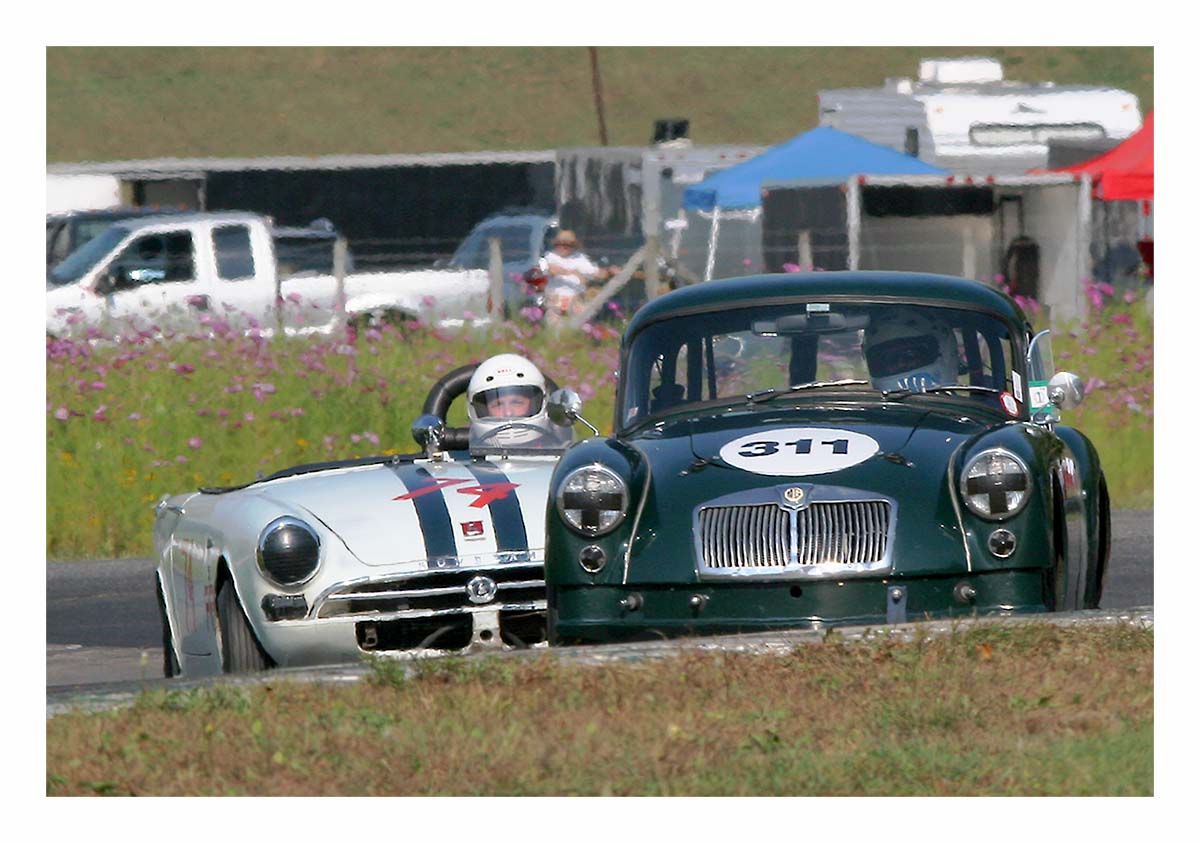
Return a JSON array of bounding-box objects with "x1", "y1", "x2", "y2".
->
[{"x1": 699, "y1": 499, "x2": 891, "y2": 576}]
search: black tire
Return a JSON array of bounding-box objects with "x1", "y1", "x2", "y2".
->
[
  {"x1": 216, "y1": 579, "x2": 270, "y2": 674},
  {"x1": 156, "y1": 577, "x2": 180, "y2": 678}
]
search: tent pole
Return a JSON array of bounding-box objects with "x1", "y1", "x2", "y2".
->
[
  {"x1": 847, "y1": 177, "x2": 861, "y2": 271},
  {"x1": 1078, "y1": 175, "x2": 1093, "y2": 323},
  {"x1": 705, "y1": 207, "x2": 721, "y2": 282}
]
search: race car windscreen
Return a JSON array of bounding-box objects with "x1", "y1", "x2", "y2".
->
[{"x1": 620, "y1": 302, "x2": 1019, "y2": 427}]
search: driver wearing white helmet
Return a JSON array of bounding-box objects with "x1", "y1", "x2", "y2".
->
[
  {"x1": 863, "y1": 309, "x2": 959, "y2": 393},
  {"x1": 467, "y1": 353, "x2": 555, "y2": 446}
]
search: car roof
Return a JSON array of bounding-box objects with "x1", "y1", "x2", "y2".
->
[
  {"x1": 50, "y1": 206, "x2": 188, "y2": 223},
  {"x1": 625, "y1": 271, "x2": 1027, "y2": 339}
]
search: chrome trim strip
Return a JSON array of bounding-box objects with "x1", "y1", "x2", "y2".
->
[
  {"x1": 323, "y1": 579, "x2": 545, "y2": 603},
  {"x1": 311, "y1": 600, "x2": 548, "y2": 624},
  {"x1": 946, "y1": 439, "x2": 973, "y2": 572},
  {"x1": 622, "y1": 446, "x2": 654, "y2": 585},
  {"x1": 308, "y1": 562, "x2": 544, "y2": 619}
]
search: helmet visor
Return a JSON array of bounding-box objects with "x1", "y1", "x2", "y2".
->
[
  {"x1": 866, "y1": 334, "x2": 941, "y2": 378},
  {"x1": 471, "y1": 385, "x2": 544, "y2": 419}
]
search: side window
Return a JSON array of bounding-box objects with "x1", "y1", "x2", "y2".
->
[
  {"x1": 111, "y1": 232, "x2": 195, "y2": 289},
  {"x1": 214, "y1": 225, "x2": 255, "y2": 281}
]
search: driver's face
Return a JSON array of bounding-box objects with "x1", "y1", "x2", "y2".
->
[{"x1": 487, "y1": 393, "x2": 533, "y2": 417}]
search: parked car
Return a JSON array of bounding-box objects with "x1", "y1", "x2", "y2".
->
[
  {"x1": 153, "y1": 364, "x2": 579, "y2": 677},
  {"x1": 46, "y1": 212, "x2": 488, "y2": 338},
  {"x1": 444, "y1": 210, "x2": 559, "y2": 316},
  {"x1": 543, "y1": 271, "x2": 1110, "y2": 644},
  {"x1": 46, "y1": 206, "x2": 187, "y2": 269}
]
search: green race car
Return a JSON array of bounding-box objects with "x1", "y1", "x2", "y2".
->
[{"x1": 544, "y1": 272, "x2": 1110, "y2": 643}]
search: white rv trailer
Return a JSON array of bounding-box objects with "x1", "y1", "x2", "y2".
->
[{"x1": 819, "y1": 57, "x2": 1142, "y2": 175}]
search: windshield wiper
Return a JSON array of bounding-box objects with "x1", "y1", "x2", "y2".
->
[
  {"x1": 747, "y1": 379, "x2": 870, "y2": 404},
  {"x1": 882, "y1": 385, "x2": 1003, "y2": 401}
]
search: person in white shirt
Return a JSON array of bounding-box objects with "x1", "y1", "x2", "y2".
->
[{"x1": 542, "y1": 230, "x2": 617, "y2": 293}]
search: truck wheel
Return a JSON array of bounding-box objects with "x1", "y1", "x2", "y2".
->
[
  {"x1": 216, "y1": 579, "x2": 270, "y2": 674},
  {"x1": 156, "y1": 577, "x2": 180, "y2": 678}
]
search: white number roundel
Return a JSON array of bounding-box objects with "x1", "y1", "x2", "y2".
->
[{"x1": 718, "y1": 427, "x2": 880, "y2": 476}]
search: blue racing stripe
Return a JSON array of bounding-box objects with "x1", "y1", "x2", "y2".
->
[
  {"x1": 465, "y1": 461, "x2": 529, "y2": 554},
  {"x1": 391, "y1": 464, "x2": 459, "y2": 562}
]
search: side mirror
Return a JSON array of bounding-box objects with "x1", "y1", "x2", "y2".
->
[
  {"x1": 1048, "y1": 372, "x2": 1085, "y2": 410},
  {"x1": 411, "y1": 413, "x2": 446, "y2": 455},
  {"x1": 547, "y1": 388, "x2": 598, "y2": 435}
]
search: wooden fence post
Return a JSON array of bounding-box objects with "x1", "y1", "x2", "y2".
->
[{"x1": 487, "y1": 237, "x2": 504, "y2": 321}]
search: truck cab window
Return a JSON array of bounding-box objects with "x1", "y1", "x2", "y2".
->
[
  {"x1": 111, "y1": 232, "x2": 195, "y2": 289},
  {"x1": 214, "y1": 225, "x2": 255, "y2": 281}
]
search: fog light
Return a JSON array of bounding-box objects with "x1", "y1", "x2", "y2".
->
[
  {"x1": 988, "y1": 528, "x2": 1017, "y2": 558},
  {"x1": 619, "y1": 592, "x2": 643, "y2": 612},
  {"x1": 579, "y1": 544, "x2": 607, "y2": 573},
  {"x1": 953, "y1": 581, "x2": 978, "y2": 604}
]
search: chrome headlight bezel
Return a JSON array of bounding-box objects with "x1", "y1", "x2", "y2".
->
[
  {"x1": 959, "y1": 448, "x2": 1032, "y2": 521},
  {"x1": 256, "y1": 516, "x2": 323, "y2": 587},
  {"x1": 556, "y1": 464, "x2": 629, "y2": 537}
]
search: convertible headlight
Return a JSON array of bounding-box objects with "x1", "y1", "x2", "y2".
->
[
  {"x1": 960, "y1": 448, "x2": 1030, "y2": 520},
  {"x1": 557, "y1": 464, "x2": 628, "y2": 536},
  {"x1": 257, "y1": 516, "x2": 322, "y2": 585}
]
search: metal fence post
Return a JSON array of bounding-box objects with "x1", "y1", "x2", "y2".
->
[
  {"x1": 333, "y1": 235, "x2": 348, "y2": 332},
  {"x1": 644, "y1": 235, "x2": 660, "y2": 301},
  {"x1": 487, "y1": 236, "x2": 504, "y2": 321}
]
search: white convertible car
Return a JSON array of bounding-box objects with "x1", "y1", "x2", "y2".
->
[{"x1": 152, "y1": 365, "x2": 578, "y2": 677}]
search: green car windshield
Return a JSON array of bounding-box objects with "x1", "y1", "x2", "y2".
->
[{"x1": 621, "y1": 301, "x2": 1021, "y2": 427}]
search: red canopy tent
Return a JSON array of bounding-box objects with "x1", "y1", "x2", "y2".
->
[{"x1": 1052, "y1": 111, "x2": 1154, "y2": 201}]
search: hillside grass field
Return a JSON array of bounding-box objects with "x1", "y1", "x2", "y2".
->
[{"x1": 47, "y1": 46, "x2": 1153, "y2": 162}]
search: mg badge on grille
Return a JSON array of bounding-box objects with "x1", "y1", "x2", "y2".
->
[
  {"x1": 466, "y1": 575, "x2": 498, "y2": 604},
  {"x1": 784, "y1": 487, "x2": 805, "y2": 504},
  {"x1": 778, "y1": 484, "x2": 811, "y2": 510}
]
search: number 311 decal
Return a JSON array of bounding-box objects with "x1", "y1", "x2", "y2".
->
[
  {"x1": 720, "y1": 428, "x2": 879, "y2": 477},
  {"x1": 738, "y1": 438, "x2": 849, "y2": 458}
]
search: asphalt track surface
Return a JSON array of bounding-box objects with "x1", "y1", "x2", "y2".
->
[{"x1": 46, "y1": 509, "x2": 1153, "y2": 690}]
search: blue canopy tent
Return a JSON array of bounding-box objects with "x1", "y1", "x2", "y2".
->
[{"x1": 680, "y1": 127, "x2": 947, "y2": 279}]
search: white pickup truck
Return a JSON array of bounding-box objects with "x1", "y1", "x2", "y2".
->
[{"x1": 46, "y1": 211, "x2": 489, "y2": 338}]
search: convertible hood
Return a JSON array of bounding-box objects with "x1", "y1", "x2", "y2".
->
[{"x1": 254, "y1": 456, "x2": 558, "y2": 567}]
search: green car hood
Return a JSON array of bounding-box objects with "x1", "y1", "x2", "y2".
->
[{"x1": 623, "y1": 401, "x2": 1004, "y2": 582}]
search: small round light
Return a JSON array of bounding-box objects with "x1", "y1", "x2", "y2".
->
[
  {"x1": 579, "y1": 544, "x2": 607, "y2": 573},
  {"x1": 960, "y1": 448, "x2": 1031, "y2": 520},
  {"x1": 988, "y1": 528, "x2": 1017, "y2": 558},
  {"x1": 557, "y1": 464, "x2": 628, "y2": 536},
  {"x1": 257, "y1": 516, "x2": 321, "y2": 586}
]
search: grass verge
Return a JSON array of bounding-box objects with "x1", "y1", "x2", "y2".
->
[{"x1": 45, "y1": 623, "x2": 1152, "y2": 795}]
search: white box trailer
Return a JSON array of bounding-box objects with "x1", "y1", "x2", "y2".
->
[
  {"x1": 818, "y1": 57, "x2": 1142, "y2": 175},
  {"x1": 760, "y1": 172, "x2": 1094, "y2": 324}
]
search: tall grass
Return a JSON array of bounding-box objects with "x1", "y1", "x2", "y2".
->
[
  {"x1": 46, "y1": 286, "x2": 1153, "y2": 559},
  {"x1": 46, "y1": 313, "x2": 621, "y2": 559}
]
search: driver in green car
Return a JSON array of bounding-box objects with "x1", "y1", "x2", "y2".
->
[
  {"x1": 863, "y1": 308, "x2": 960, "y2": 393},
  {"x1": 467, "y1": 353, "x2": 555, "y2": 445}
]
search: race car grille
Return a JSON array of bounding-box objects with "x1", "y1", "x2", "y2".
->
[
  {"x1": 314, "y1": 564, "x2": 545, "y2": 620},
  {"x1": 699, "y1": 500, "x2": 892, "y2": 573}
]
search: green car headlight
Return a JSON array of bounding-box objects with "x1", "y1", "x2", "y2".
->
[
  {"x1": 557, "y1": 464, "x2": 628, "y2": 537},
  {"x1": 960, "y1": 448, "x2": 1031, "y2": 521}
]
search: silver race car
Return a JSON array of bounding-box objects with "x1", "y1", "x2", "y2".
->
[{"x1": 152, "y1": 364, "x2": 579, "y2": 677}]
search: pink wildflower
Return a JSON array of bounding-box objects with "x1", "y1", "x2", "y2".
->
[
  {"x1": 54, "y1": 406, "x2": 69, "y2": 421},
  {"x1": 188, "y1": 437, "x2": 203, "y2": 449}
]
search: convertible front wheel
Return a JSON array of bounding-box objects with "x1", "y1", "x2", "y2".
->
[{"x1": 216, "y1": 579, "x2": 270, "y2": 674}]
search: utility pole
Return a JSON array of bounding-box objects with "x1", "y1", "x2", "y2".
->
[{"x1": 588, "y1": 47, "x2": 609, "y2": 146}]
